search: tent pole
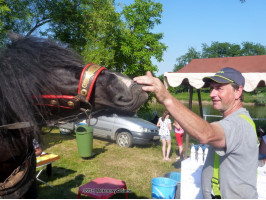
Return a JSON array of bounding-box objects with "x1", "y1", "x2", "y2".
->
[
  {"x1": 197, "y1": 89, "x2": 203, "y2": 118},
  {"x1": 185, "y1": 85, "x2": 193, "y2": 159}
]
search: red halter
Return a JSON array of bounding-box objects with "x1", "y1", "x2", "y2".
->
[{"x1": 35, "y1": 63, "x2": 106, "y2": 109}]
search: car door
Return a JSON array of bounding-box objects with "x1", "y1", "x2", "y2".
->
[{"x1": 89, "y1": 114, "x2": 115, "y2": 139}]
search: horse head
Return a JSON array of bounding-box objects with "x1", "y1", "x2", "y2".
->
[{"x1": 0, "y1": 31, "x2": 148, "y2": 130}]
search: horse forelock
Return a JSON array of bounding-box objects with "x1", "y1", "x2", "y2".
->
[{"x1": 0, "y1": 34, "x2": 84, "y2": 137}]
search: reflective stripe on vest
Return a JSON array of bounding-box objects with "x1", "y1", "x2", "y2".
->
[
  {"x1": 211, "y1": 114, "x2": 258, "y2": 198},
  {"x1": 212, "y1": 153, "x2": 221, "y2": 198}
]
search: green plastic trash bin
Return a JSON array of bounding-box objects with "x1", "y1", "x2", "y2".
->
[{"x1": 75, "y1": 125, "x2": 93, "y2": 159}]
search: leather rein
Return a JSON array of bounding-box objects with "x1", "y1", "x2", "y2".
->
[{"x1": 0, "y1": 63, "x2": 106, "y2": 130}]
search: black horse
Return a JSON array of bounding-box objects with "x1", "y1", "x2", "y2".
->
[{"x1": 0, "y1": 31, "x2": 148, "y2": 198}]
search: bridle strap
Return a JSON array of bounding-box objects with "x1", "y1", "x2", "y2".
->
[
  {"x1": 34, "y1": 63, "x2": 106, "y2": 109},
  {"x1": 0, "y1": 122, "x2": 32, "y2": 130},
  {"x1": 35, "y1": 95, "x2": 80, "y2": 109},
  {"x1": 78, "y1": 63, "x2": 107, "y2": 102}
]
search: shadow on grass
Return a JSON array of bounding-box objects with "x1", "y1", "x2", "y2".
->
[
  {"x1": 172, "y1": 159, "x2": 182, "y2": 169},
  {"x1": 133, "y1": 141, "x2": 161, "y2": 149},
  {"x1": 108, "y1": 192, "x2": 148, "y2": 199},
  {"x1": 40, "y1": 131, "x2": 76, "y2": 150},
  {"x1": 37, "y1": 166, "x2": 148, "y2": 199},
  {"x1": 37, "y1": 167, "x2": 82, "y2": 198}
]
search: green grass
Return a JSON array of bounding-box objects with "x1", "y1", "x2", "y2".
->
[{"x1": 37, "y1": 128, "x2": 194, "y2": 199}]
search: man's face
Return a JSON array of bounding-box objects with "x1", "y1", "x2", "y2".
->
[{"x1": 209, "y1": 82, "x2": 237, "y2": 113}]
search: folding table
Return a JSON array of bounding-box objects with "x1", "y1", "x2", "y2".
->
[{"x1": 36, "y1": 153, "x2": 60, "y2": 188}]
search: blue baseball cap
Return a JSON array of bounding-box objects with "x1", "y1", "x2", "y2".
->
[{"x1": 203, "y1": 67, "x2": 245, "y2": 87}]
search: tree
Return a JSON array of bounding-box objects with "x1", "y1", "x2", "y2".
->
[
  {"x1": 173, "y1": 47, "x2": 201, "y2": 72},
  {"x1": 0, "y1": 1, "x2": 116, "y2": 53},
  {"x1": 0, "y1": 0, "x2": 33, "y2": 46},
  {"x1": 201, "y1": 41, "x2": 266, "y2": 58},
  {"x1": 241, "y1": 42, "x2": 266, "y2": 56},
  {"x1": 81, "y1": 0, "x2": 124, "y2": 70},
  {"x1": 0, "y1": 0, "x2": 10, "y2": 33},
  {"x1": 0, "y1": 0, "x2": 83, "y2": 47},
  {"x1": 120, "y1": 0, "x2": 167, "y2": 76},
  {"x1": 201, "y1": 42, "x2": 241, "y2": 58}
]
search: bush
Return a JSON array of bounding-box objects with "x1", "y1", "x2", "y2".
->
[{"x1": 254, "y1": 93, "x2": 266, "y2": 105}]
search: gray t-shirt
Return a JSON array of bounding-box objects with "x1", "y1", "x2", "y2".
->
[{"x1": 201, "y1": 108, "x2": 258, "y2": 199}]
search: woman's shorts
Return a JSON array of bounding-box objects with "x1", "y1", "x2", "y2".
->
[
  {"x1": 175, "y1": 133, "x2": 184, "y2": 146},
  {"x1": 160, "y1": 135, "x2": 171, "y2": 140}
]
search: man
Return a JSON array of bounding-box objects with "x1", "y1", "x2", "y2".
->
[{"x1": 134, "y1": 67, "x2": 258, "y2": 198}]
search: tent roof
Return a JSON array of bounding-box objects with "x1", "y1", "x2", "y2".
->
[{"x1": 164, "y1": 55, "x2": 266, "y2": 92}]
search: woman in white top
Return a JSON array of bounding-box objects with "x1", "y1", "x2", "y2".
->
[{"x1": 157, "y1": 111, "x2": 172, "y2": 161}]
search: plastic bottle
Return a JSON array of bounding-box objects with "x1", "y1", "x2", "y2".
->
[
  {"x1": 190, "y1": 145, "x2": 196, "y2": 162},
  {"x1": 204, "y1": 146, "x2": 209, "y2": 162},
  {"x1": 198, "y1": 146, "x2": 204, "y2": 164}
]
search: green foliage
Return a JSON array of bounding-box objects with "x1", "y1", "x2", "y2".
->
[
  {"x1": 0, "y1": 0, "x2": 11, "y2": 32},
  {"x1": 173, "y1": 47, "x2": 201, "y2": 72},
  {"x1": 0, "y1": 0, "x2": 34, "y2": 46},
  {"x1": 241, "y1": 42, "x2": 266, "y2": 56},
  {"x1": 46, "y1": 0, "x2": 91, "y2": 53},
  {"x1": 121, "y1": 0, "x2": 167, "y2": 76},
  {"x1": 81, "y1": 0, "x2": 122, "y2": 68},
  {"x1": 0, "y1": 1, "x2": 88, "y2": 46},
  {"x1": 201, "y1": 41, "x2": 266, "y2": 58},
  {"x1": 201, "y1": 42, "x2": 241, "y2": 58},
  {"x1": 254, "y1": 93, "x2": 266, "y2": 105}
]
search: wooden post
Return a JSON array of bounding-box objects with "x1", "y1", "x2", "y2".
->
[
  {"x1": 197, "y1": 89, "x2": 203, "y2": 118},
  {"x1": 185, "y1": 85, "x2": 193, "y2": 159}
]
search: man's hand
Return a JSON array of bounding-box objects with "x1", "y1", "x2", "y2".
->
[
  {"x1": 134, "y1": 71, "x2": 226, "y2": 148},
  {"x1": 133, "y1": 71, "x2": 171, "y2": 104}
]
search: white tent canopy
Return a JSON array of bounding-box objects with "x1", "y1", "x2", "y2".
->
[
  {"x1": 164, "y1": 55, "x2": 266, "y2": 91},
  {"x1": 164, "y1": 72, "x2": 266, "y2": 92}
]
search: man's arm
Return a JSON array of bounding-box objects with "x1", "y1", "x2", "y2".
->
[{"x1": 134, "y1": 71, "x2": 225, "y2": 148}]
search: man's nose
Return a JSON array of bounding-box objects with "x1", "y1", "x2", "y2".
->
[{"x1": 210, "y1": 89, "x2": 216, "y2": 97}]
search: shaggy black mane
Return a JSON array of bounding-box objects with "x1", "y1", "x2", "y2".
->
[{"x1": 0, "y1": 32, "x2": 84, "y2": 138}]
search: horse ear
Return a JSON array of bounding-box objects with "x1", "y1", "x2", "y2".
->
[{"x1": 7, "y1": 30, "x2": 23, "y2": 43}]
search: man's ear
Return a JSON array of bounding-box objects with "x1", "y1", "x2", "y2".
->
[{"x1": 235, "y1": 86, "x2": 243, "y2": 100}]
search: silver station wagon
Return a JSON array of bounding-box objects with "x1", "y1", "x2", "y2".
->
[{"x1": 58, "y1": 114, "x2": 160, "y2": 148}]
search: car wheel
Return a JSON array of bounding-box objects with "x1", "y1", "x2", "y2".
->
[{"x1": 116, "y1": 132, "x2": 133, "y2": 148}]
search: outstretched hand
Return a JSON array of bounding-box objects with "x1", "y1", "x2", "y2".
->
[{"x1": 133, "y1": 71, "x2": 171, "y2": 104}]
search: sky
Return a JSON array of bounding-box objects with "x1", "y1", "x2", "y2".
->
[{"x1": 115, "y1": 0, "x2": 266, "y2": 76}]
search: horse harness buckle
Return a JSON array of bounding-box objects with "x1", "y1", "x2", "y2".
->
[{"x1": 34, "y1": 63, "x2": 106, "y2": 110}]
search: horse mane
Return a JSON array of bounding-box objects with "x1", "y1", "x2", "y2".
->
[{"x1": 0, "y1": 32, "x2": 85, "y2": 139}]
